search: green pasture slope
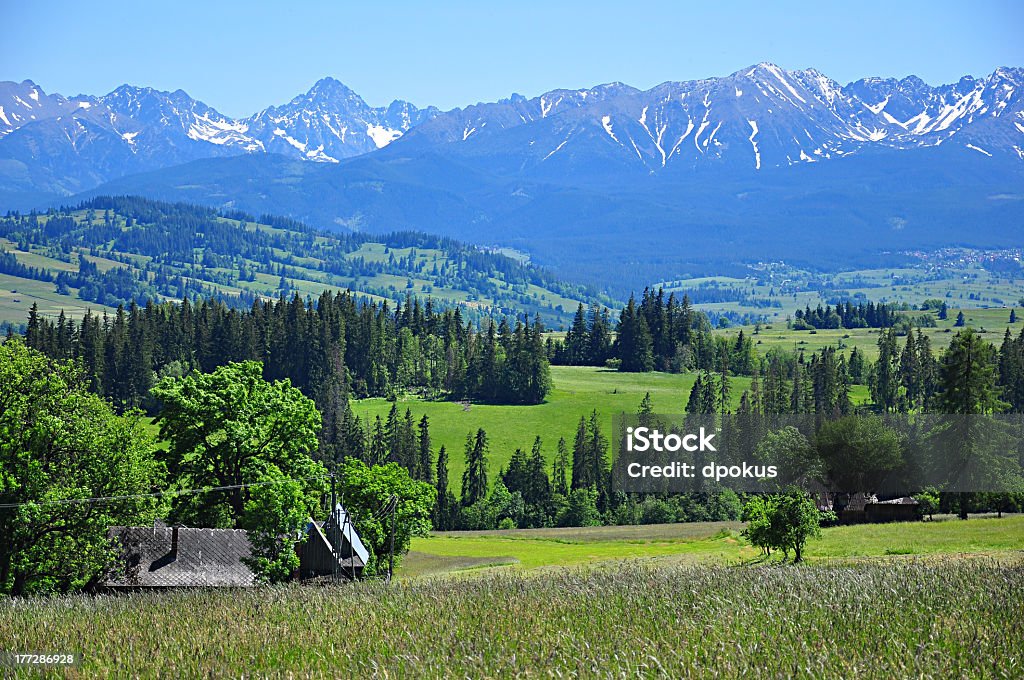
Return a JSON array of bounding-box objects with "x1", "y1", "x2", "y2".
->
[
  {"x1": 2, "y1": 518, "x2": 1021, "y2": 677},
  {"x1": 351, "y1": 365, "x2": 871, "y2": 484},
  {"x1": 0, "y1": 209, "x2": 595, "y2": 328},
  {"x1": 719, "y1": 305, "x2": 1021, "y2": 363},
  {"x1": 353, "y1": 366, "x2": 747, "y2": 484}
]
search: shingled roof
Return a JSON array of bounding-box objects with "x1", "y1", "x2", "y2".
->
[{"x1": 104, "y1": 524, "x2": 256, "y2": 588}]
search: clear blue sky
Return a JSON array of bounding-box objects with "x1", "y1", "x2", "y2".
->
[{"x1": 2, "y1": 0, "x2": 1022, "y2": 117}]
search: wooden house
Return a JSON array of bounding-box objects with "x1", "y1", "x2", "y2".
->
[{"x1": 104, "y1": 504, "x2": 369, "y2": 588}]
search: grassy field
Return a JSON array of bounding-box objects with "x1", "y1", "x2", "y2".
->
[
  {"x1": 402, "y1": 521, "x2": 749, "y2": 577},
  {"x1": 659, "y1": 256, "x2": 1024, "y2": 323},
  {"x1": 718, "y1": 305, "x2": 1020, "y2": 363},
  {"x1": 351, "y1": 366, "x2": 871, "y2": 484},
  {"x1": 2, "y1": 558, "x2": 1020, "y2": 676},
  {"x1": 352, "y1": 366, "x2": 754, "y2": 483},
  {"x1": 0, "y1": 273, "x2": 119, "y2": 326},
  {"x1": 401, "y1": 515, "x2": 1024, "y2": 578}
]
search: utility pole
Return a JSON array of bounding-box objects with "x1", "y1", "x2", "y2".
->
[
  {"x1": 331, "y1": 471, "x2": 338, "y2": 581},
  {"x1": 387, "y1": 495, "x2": 397, "y2": 583}
]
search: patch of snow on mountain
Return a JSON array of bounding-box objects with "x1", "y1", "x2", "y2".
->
[
  {"x1": 542, "y1": 137, "x2": 570, "y2": 161},
  {"x1": 273, "y1": 128, "x2": 307, "y2": 152},
  {"x1": 367, "y1": 124, "x2": 401, "y2": 148},
  {"x1": 668, "y1": 119, "x2": 695, "y2": 159},
  {"x1": 187, "y1": 113, "x2": 251, "y2": 145},
  {"x1": 748, "y1": 120, "x2": 761, "y2": 169},
  {"x1": 601, "y1": 115, "x2": 619, "y2": 143},
  {"x1": 965, "y1": 143, "x2": 992, "y2": 156},
  {"x1": 763, "y1": 63, "x2": 806, "y2": 104},
  {"x1": 864, "y1": 95, "x2": 889, "y2": 114},
  {"x1": 693, "y1": 120, "x2": 710, "y2": 153},
  {"x1": 305, "y1": 144, "x2": 339, "y2": 162}
]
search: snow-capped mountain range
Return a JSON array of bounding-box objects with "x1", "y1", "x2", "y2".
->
[
  {"x1": 0, "y1": 77, "x2": 438, "y2": 197},
  {"x1": 0, "y1": 63, "x2": 1021, "y2": 203},
  {"x1": 391, "y1": 63, "x2": 1023, "y2": 181}
]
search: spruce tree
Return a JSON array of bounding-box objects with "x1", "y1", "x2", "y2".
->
[
  {"x1": 417, "y1": 414, "x2": 434, "y2": 484},
  {"x1": 461, "y1": 428, "x2": 489, "y2": 506},
  {"x1": 936, "y1": 329, "x2": 1010, "y2": 519},
  {"x1": 434, "y1": 445, "x2": 456, "y2": 530},
  {"x1": 553, "y1": 437, "x2": 569, "y2": 496}
]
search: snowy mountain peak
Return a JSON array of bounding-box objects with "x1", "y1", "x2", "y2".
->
[{"x1": 0, "y1": 64, "x2": 1020, "y2": 200}]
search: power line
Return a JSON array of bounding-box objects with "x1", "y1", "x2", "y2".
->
[{"x1": 0, "y1": 474, "x2": 330, "y2": 510}]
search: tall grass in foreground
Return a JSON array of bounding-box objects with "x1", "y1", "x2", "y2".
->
[{"x1": 2, "y1": 561, "x2": 1022, "y2": 678}]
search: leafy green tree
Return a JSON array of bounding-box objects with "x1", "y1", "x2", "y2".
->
[
  {"x1": 773, "y1": 488, "x2": 825, "y2": 562},
  {"x1": 336, "y1": 457, "x2": 435, "y2": 574},
  {"x1": 742, "y1": 489, "x2": 825, "y2": 562},
  {"x1": 754, "y1": 426, "x2": 822, "y2": 488},
  {"x1": 741, "y1": 495, "x2": 776, "y2": 556},
  {"x1": 152, "y1": 361, "x2": 326, "y2": 581},
  {"x1": 459, "y1": 480, "x2": 524, "y2": 530},
  {"x1": 0, "y1": 340, "x2": 163, "y2": 596},
  {"x1": 913, "y1": 487, "x2": 940, "y2": 520},
  {"x1": 815, "y1": 415, "x2": 902, "y2": 493},
  {"x1": 241, "y1": 476, "x2": 309, "y2": 582}
]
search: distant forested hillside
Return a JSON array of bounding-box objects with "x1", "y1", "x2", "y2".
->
[{"x1": 0, "y1": 196, "x2": 611, "y2": 327}]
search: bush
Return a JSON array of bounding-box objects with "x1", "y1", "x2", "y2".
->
[
  {"x1": 640, "y1": 497, "x2": 675, "y2": 525},
  {"x1": 557, "y1": 488, "x2": 602, "y2": 527}
]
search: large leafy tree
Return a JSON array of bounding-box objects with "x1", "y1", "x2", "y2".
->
[
  {"x1": 336, "y1": 457, "x2": 435, "y2": 575},
  {"x1": 815, "y1": 415, "x2": 903, "y2": 493},
  {"x1": 754, "y1": 426, "x2": 822, "y2": 488},
  {"x1": 0, "y1": 340, "x2": 163, "y2": 596},
  {"x1": 152, "y1": 361, "x2": 326, "y2": 581}
]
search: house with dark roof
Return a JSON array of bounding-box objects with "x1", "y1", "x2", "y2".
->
[
  {"x1": 838, "y1": 493, "x2": 920, "y2": 524},
  {"x1": 104, "y1": 524, "x2": 256, "y2": 589},
  {"x1": 104, "y1": 504, "x2": 369, "y2": 589}
]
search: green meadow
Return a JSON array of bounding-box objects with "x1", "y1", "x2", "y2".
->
[
  {"x1": 2, "y1": 518, "x2": 1021, "y2": 677},
  {"x1": 352, "y1": 366, "x2": 748, "y2": 483},
  {"x1": 351, "y1": 365, "x2": 871, "y2": 484},
  {"x1": 402, "y1": 514, "x2": 1024, "y2": 578},
  {"x1": 719, "y1": 305, "x2": 1020, "y2": 363}
]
